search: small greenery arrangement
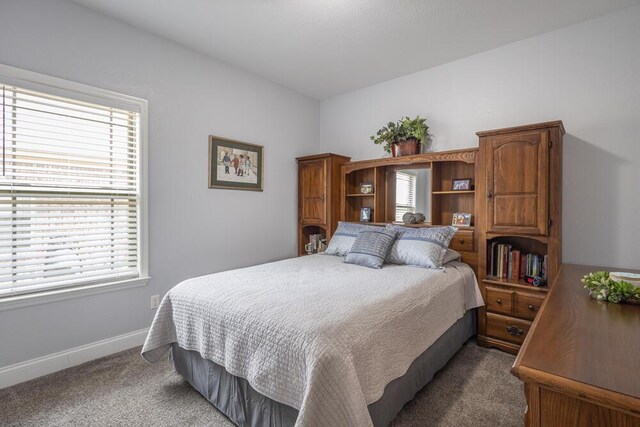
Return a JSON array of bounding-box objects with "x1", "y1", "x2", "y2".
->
[
  {"x1": 370, "y1": 116, "x2": 429, "y2": 153},
  {"x1": 582, "y1": 271, "x2": 640, "y2": 304}
]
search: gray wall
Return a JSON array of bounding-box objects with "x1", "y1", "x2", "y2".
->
[
  {"x1": 0, "y1": 0, "x2": 319, "y2": 367},
  {"x1": 319, "y1": 5, "x2": 640, "y2": 269}
]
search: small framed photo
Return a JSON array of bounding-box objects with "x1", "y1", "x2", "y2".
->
[
  {"x1": 360, "y1": 183, "x2": 373, "y2": 194},
  {"x1": 360, "y1": 207, "x2": 371, "y2": 222},
  {"x1": 452, "y1": 178, "x2": 473, "y2": 191},
  {"x1": 452, "y1": 212, "x2": 472, "y2": 227}
]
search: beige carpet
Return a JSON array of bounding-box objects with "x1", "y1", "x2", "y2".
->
[{"x1": 0, "y1": 340, "x2": 524, "y2": 426}]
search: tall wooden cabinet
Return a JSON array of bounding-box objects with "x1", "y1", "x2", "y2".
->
[
  {"x1": 297, "y1": 153, "x2": 350, "y2": 256},
  {"x1": 476, "y1": 121, "x2": 564, "y2": 354}
]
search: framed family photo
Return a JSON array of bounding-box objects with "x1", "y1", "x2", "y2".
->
[
  {"x1": 452, "y1": 212, "x2": 472, "y2": 227},
  {"x1": 452, "y1": 178, "x2": 473, "y2": 191},
  {"x1": 208, "y1": 135, "x2": 264, "y2": 191}
]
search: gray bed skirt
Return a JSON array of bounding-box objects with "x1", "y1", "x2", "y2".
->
[{"x1": 171, "y1": 309, "x2": 476, "y2": 427}]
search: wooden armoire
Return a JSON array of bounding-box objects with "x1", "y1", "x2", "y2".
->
[
  {"x1": 296, "y1": 153, "x2": 350, "y2": 256},
  {"x1": 476, "y1": 121, "x2": 564, "y2": 354}
]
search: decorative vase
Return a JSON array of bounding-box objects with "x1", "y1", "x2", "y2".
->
[
  {"x1": 391, "y1": 138, "x2": 419, "y2": 157},
  {"x1": 402, "y1": 212, "x2": 426, "y2": 224}
]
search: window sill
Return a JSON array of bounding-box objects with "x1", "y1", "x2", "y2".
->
[{"x1": 0, "y1": 276, "x2": 150, "y2": 313}]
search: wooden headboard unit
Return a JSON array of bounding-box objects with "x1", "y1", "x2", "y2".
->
[{"x1": 339, "y1": 148, "x2": 479, "y2": 273}]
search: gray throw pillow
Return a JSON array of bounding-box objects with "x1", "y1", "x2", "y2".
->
[
  {"x1": 344, "y1": 228, "x2": 397, "y2": 269},
  {"x1": 386, "y1": 225, "x2": 458, "y2": 269},
  {"x1": 324, "y1": 221, "x2": 384, "y2": 257}
]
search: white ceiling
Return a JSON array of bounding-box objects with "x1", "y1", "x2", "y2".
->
[{"x1": 71, "y1": 0, "x2": 639, "y2": 100}]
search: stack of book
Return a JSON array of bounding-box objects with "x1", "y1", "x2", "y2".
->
[
  {"x1": 488, "y1": 242, "x2": 548, "y2": 280},
  {"x1": 309, "y1": 233, "x2": 326, "y2": 253}
]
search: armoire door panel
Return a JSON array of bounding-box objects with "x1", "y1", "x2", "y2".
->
[
  {"x1": 493, "y1": 194, "x2": 538, "y2": 227},
  {"x1": 487, "y1": 130, "x2": 549, "y2": 235},
  {"x1": 493, "y1": 142, "x2": 539, "y2": 194},
  {"x1": 300, "y1": 159, "x2": 327, "y2": 224}
]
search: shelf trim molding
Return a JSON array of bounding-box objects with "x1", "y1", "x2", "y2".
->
[{"x1": 432, "y1": 190, "x2": 475, "y2": 195}]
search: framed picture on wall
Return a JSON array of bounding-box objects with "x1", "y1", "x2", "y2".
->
[{"x1": 209, "y1": 135, "x2": 264, "y2": 191}]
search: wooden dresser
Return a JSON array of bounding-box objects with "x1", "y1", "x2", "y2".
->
[{"x1": 512, "y1": 264, "x2": 640, "y2": 426}]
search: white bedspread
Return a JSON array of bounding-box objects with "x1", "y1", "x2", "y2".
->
[{"x1": 141, "y1": 255, "x2": 483, "y2": 427}]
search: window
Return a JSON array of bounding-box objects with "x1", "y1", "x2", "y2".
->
[
  {"x1": 0, "y1": 65, "x2": 147, "y2": 300},
  {"x1": 395, "y1": 171, "x2": 416, "y2": 221}
]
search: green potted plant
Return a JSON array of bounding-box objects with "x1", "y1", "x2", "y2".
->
[{"x1": 370, "y1": 116, "x2": 429, "y2": 157}]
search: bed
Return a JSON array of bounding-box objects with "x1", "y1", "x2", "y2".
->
[{"x1": 141, "y1": 254, "x2": 483, "y2": 427}]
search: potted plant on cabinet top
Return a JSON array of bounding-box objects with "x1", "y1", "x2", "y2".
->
[{"x1": 370, "y1": 116, "x2": 429, "y2": 157}]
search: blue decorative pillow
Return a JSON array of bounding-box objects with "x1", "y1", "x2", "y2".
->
[
  {"x1": 344, "y1": 228, "x2": 397, "y2": 269},
  {"x1": 324, "y1": 222, "x2": 383, "y2": 257},
  {"x1": 385, "y1": 225, "x2": 458, "y2": 269}
]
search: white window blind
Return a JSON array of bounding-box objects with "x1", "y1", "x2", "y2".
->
[
  {"x1": 0, "y1": 82, "x2": 142, "y2": 298},
  {"x1": 395, "y1": 171, "x2": 416, "y2": 222}
]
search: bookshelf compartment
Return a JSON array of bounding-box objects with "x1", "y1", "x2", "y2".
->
[
  {"x1": 431, "y1": 192, "x2": 475, "y2": 226},
  {"x1": 430, "y1": 160, "x2": 475, "y2": 227},
  {"x1": 431, "y1": 161, "x2": 475, "y2": 192},
  {"x1": 344, "y1": 168, "x2": 375, "y2": 196},
  {"x1": 299, "y1": 225, "x2": 327, "y2": 256},
  {"x1": 343, "y1": 167, "x2": 386, "y2": 222},
  {"x1": 486, "y1": 236, "x2": 549, "y2": 290},
  {"x1": 344, "y1": 195, "x2": 375, "y2": 223}
]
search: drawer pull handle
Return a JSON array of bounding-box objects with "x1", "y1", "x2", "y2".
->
[
  {"x1": 506, "y1": 325, "x2": 524, "y2": 336},
  {"x1": 528, "y1": 304, "x2": 535, "y2": 311},
  {"x1": 496, "y1": 298, "x2": 502, "y2": 305},
  {"x1": 459, "y1": 239, "x2": 464, "y2": 244}
]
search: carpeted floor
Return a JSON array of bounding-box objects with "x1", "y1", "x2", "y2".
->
[{"x1": 0, "y1": 340, "x2": 524, "y2": 426}]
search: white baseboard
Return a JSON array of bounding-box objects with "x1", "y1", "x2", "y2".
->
[{"x1": 0, "y1": 328, "x2": 149, "y2": 389}]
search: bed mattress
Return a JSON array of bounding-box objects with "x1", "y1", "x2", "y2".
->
[
  {"x1": 142, "y1": 255, "x2": 483, "y2": 426},
  {"x1": 171, "y1": 310, "x2": 476, "y2": 427}
]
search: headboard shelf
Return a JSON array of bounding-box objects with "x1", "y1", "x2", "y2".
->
[
  {"x1": 342, "y1": 148, "x2": 477, "y2": 174},
  {"x1": 340, "y1": 147, "x2": 480, "y2": 273},
  {"x1": 342, "y1": 220, "x2": 476, "y2": 230}
]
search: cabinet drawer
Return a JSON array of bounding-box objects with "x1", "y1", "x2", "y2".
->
[
  {"x1": 486, "y1": 313, "x2": 532, "y2": 345},
  {"x1": 450, "y1": 230, "x2": 474, "y2": 252},
  {"x1": 514, "y1": 292, "x2": 545, "y2": 321},
  {"x1": 485, "y1": 287, "x2": 513, "y2": 316}
]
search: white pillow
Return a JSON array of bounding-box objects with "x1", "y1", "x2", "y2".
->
[
  {"x1": 385, "y1": 225, "x2": 458, "y2": 269},
  {"x1": 443, "y1": 249, "x2": 462, "y2": 264}
]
